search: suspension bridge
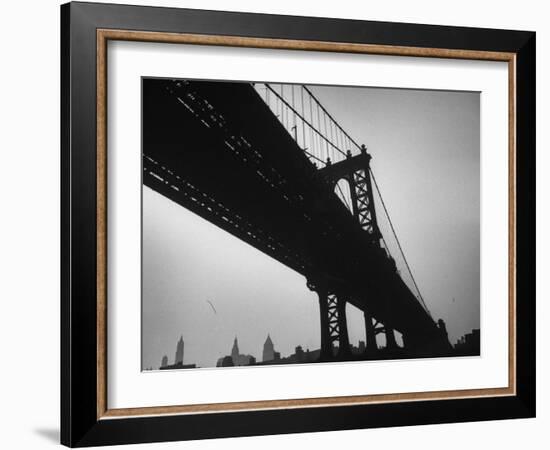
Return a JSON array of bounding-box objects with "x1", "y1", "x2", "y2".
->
[{"x1": 143, "y1": 78, "x2": 453, "y2": 360}]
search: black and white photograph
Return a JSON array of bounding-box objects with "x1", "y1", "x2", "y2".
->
[{"x1": 141, "y1": 78, "x2": 481, "y2": 371}]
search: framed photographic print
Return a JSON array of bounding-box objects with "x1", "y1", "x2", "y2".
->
[{"x1": 61, "y1": 1, "x2": 536, "y2": 447}]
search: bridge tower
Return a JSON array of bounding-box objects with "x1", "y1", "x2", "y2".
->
[
  {"x1": 348, "y1": 145, "x2": 382, "y2": 240},
  {"x1": 307, "y1": 279, "x2": 351, "y2": 361},
  {"x1": 319, "y1": 145, "x2": 399, "y2": 354}
]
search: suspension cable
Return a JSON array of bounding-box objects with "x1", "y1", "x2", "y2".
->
[
  {"x1": 303, "y1": 85, "x2": 362, "y2": 151},
  {"x1": 265, "y1": 84, "x2": 346, "y2": 158},
  {"x1": 369, "y1": 168, "x2": 432, "y2": 316}
]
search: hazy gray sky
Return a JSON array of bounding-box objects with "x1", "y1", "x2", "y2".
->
[{"x1": 142, "y1": 84, "x2": 480, "y2": 370}]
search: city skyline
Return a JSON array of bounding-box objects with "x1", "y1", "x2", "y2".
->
[{"x1": 149, "y1": 327, "x2": 480, "y2": 371}]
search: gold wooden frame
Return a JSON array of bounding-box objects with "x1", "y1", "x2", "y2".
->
[{"x1": 96, "y1": 29, "x2": 517, "y2": 420}]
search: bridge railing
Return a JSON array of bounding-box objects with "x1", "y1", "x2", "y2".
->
[{"x1": 254, "y1": 83, "x2": 362, "y2": 167}]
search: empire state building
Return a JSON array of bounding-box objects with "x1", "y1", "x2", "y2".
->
[{"x1": 262, "y1": 334, "x2": 275, "y2": 362}]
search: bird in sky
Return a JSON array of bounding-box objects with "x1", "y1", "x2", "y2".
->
[{"x1": 206, "y1": 300, "x2": 217, "y2": 314}]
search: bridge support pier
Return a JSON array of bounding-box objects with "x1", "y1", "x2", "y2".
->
[
  {"x1": 385, "y1": 326, "x2": 398, "y2": 350},
  {"x1": 336, "y1": 297, "x2": 351, "y2": 358},
  {"x1": 310, "y1": 280, "x2": 351, "y2": 361},
  {"x1": 363, "y1": 310, "x2": 378, "y2": 353},
  {"x1": 401, "y1": 334, "x2": 411, "y2": 351},
  {"x1": 316, "y1": 287, "x2": 332, "y2": 361}
]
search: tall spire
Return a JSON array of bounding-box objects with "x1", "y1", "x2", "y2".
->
[
  {"x1": 231, "y1": 336, "x2": 240, "y2": 365},
  {"x1": 262, "y1": 333, "x2": 275, "y2": 362},
  {"x1": 175, "y1": 335, "x2": 184, "y2": 364}
]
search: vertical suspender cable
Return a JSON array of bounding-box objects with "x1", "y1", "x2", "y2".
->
[{"x1": 301, "y1": 86, "x2": 306, "y2": 149}]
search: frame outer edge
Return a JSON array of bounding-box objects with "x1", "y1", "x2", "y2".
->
[
  {"x1": 515, "y1": 32, "x2": 536, "y2": 415},
  {"x1": 64, "y1": 2, "x2": 103, "y2": 447},
  {"x1": 61, "y1": 2, "x2": 536, "y2": 446},
  {"x1": 60, "y1": 2, "x2": 72, "y2": 447}
]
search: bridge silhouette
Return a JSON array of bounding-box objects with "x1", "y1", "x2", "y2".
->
[{"x1": 143, "y1": 78, "x2": 453, "y2": 361}]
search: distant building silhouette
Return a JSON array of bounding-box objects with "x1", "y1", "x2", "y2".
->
[
  {"x1": 454, "y1": 329, "x2": 480, "y2": 356},
  {"x1": 255, "y1": 345, "x2": 318, "y2": 365},
  {"x1": 159, "y1": 362, "x2": 196, "y2": 370},
  {"x1": 217, "y1": 336, "x2": 256, "y2": 367},
  {"x1": 175, "y1": 336, "x2": 184, "y2": 364},
  {"x1": 218, "y1": 355, "x2": 234, "y2": 367},
  {"x1": 262, "y1": 334, "x2": 275, "y2": 362},
  {"x1": 158, "y1": 338, "x2": 196, "y2": 370},
  {"x1": 294, "y1": 345, "x2": 305, "y2": 362}
]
